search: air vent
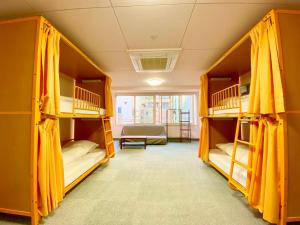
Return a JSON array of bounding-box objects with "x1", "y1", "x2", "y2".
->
[{"x1": 127, "y1": 49, "x2": 181, "y2": 72}]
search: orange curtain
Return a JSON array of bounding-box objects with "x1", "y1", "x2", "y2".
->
[
  {"x1": 38, "y1": 24, "x2": 64, "y2": 216},
  {"x1": 248, "y1": 118, "x2": 282, "y2": 224},
  {"x1": 105, "y1": 76, "x2": 114, "y2": 117},
  {"x1": 199, "y1": 118, "x2": 209, "y2": 161},
  {"x1": 247, "y1": 13, "x2": 286, "y2": 224},
  {"x1": 248, "y1": 15, "x2": 285, "y2": 114},
  {"x1": 198, "y1": 74, "x2": 209, "y2": 161}
]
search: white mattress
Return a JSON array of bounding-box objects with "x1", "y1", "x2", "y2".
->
[
  {"x1": 63, "y1": 148, "x2": 106, "y2": 187},
  {"x1": 60, "y1": 96, "x2": 106, "y2": 115},
  {"x1": 209, "y1": 148, "x2": 248, "y2": 187},
  {"x1": 209, "y1": 94, "x2": 249, "y2": 115}
]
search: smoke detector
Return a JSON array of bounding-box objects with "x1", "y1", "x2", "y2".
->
[{"x1": 127, "y1": 48, "x2": 181, "y2": 72}]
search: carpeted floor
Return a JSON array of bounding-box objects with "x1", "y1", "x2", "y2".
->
[{"x1": 0, "y1": 142, "x2": 273, "y2": 225}]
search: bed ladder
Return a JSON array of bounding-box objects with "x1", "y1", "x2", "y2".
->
[
  {"x1": 102, "y1": 116, "x2": 115, "y2": 158},
  {"x1": 228, "y1": 115, "x2": 259, "y2": 197}
]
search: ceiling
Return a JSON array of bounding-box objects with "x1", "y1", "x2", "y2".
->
[{"x1": 1, "y1": 0, "x2": 300, "y2": 91}]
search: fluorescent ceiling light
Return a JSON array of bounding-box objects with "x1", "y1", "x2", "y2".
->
[{"x1": 146, "y1": 78, "x2": 164, "y2": 86}]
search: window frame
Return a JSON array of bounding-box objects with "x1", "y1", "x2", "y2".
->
[{"x1": 115, "y1": 92, "x2": 198, "y2": 126}]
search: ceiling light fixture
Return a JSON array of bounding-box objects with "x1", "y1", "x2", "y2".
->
[{"x1": 146, "y1": 78, "x2": 164, "y2": 86}]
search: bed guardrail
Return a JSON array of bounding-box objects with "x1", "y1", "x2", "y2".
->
[
  {"x1": 211, "y1": 84, "x2": 241, "y2": 114},
  {"x1": 73, "y1": 86, "x2": 101, "y2": 112}
]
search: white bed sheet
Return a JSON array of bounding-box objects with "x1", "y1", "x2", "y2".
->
[
  {"x1": 209, "y1": 95, "x2": 249, "y2": 115},
  {"x1": 209, "y1": 148, "x2": 248, "y2": 187},
  {"x1": 64, "y1": 148, "x2": 106, "y2": 187},
  {"x1": 60, "y1": 96, "x2": 106, "y2": 115}
]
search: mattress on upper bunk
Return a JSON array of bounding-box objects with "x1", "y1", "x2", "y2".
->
[
  {"x1": 63, "y1": 147, "x2": 106, "y2": 187},
  {"x1": 209, "y1": 143, "x2": 249, "y2": 187},
  {"x1": 208, "y1": 94, "x2": 249, "y2": 115},
  {"x1": 60, "y1": 96, "x2": 106, "y2": 115}
]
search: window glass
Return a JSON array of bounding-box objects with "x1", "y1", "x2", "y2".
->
[
  {"x1": 135, "y1": 96, "x2": 154, "y2": 124},
  {"x1": 155, "y1": 96, "x2": 161, "y2": 124},
  {"x1": 181, "y1": 95, "x2": 193, "y2": 123},
  {"x1": 161, "y1": 96, "x2": 180, "y2": 123},
  {"x1": 116, "y1": 96, "x2": 134, "y2": 124},
  {"x1": 161, "y1": 96, "x2": 169, "y2": 124},
  {"x1": 115, "y1": 94, "x2": 197, "y2": 125}
]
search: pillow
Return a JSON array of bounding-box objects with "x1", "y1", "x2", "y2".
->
[
  {"x1": 215, "y1": 143, "x2": 234, "y2": 156},
  {"x1": 235, "y1": 144, "x2": 249, "y2": 164},
  {"x1": 216, "y1": 142, "x2": 249, "y2": 164},
  {"x1": 62, "y1": 140, "x2": 98, "y2": 165}
]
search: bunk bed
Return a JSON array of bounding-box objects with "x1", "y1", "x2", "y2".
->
[
  {"x1": 0, "y1": 16, "x2": 115, "y2": 225},
  {"x1": 198, "y1": 10, "x2": 300, "y2": 225},
  {"x1": 208, "y1": 84, "x2": 249, "y2": 116},
  {"x1": 60, "y1": 91, "x2": 106, "y2": 115}
]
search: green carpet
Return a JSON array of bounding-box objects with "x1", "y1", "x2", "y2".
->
[{"x1": 0, "y1": 142, "x2": 271, "y2": 225}]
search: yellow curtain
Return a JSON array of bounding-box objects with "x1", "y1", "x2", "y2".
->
[
  {"x1": 247, "y1": 118, "x2": 282, "y2": 224},
  {"x1": 198, "y1": 74, "x2": 209, "y2": 161},
  {"x1": 247, "y1": 13, "x2": 286, "y2": 224},
  {"x1": 105, "y1": 76, "x2": 114, "y2": 117},
  {"x1": 199, "y1": 118, "x2": 209, "y2": 161},
  {"x1": 248, "y1": 15, "x2": 285, "y2": 114},
  {"x1": 38, "y1": 24, "x2": 64, "y2": 216}
]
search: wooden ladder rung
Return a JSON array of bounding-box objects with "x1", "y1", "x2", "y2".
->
[
  {"x1": 240, "y1": 118, "x2": 259, "y2": 122},
  {"x1": 105, "y1": 130, "x2": 112, "y2": 133},
  {"x1": 107, "y1": 141, "x2": 113, "y2": 146},
  {"x1": 233, "y1": 160, "x2": 252, "y2": 171},
  {"x1": 228, "y1": 178, "x2": 248, "y2": 197},
  {"x1": 108, "y1": 152, "x2": 115, "y2": 158},
  {"x1": 236, "y1": 139, "x2": 254, "y2": 146}
]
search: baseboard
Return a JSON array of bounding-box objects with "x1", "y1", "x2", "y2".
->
[{"x1": 166, "y1": 138, "x2": 199, "y2": 142}]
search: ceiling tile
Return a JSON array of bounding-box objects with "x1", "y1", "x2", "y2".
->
[
  {"x1": 182, "y1": 4, "x2": 273, "y2": 50},
  {"x1": 109, "y1": 72, "x2": 140, "y2": 87},
  {"x1": 115, "y1": 4, "x2": 194, "y2": 49},
  {"x1": 166, "y1": 70, "x2": 200, "y2": 86},
  {"x1": 176, "y1": 49, "x2": 222, "y2": 71},
  {"x1": 43, "y1": 8, "x2": 127, "y2": 54},
  {"x1": 26, "y1": 0, "x2": 111, "y2": 12},
  {"x1": 109, "y1": 70, "x2": 201, "y2": 88},
  {"x1": 0, "y1": 0, "x2": 35, "y2": 19},
  {"x1": 111, "y1": 0, "x2": 196, "y2": 6},
  {"x1": 89, "y1": 51, "x2": 134, "y2": 72}
]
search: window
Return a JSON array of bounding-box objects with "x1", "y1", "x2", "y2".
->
[
  {"x1": 116, "y1": 96, "x2": 134, "y2": 124},
  {"x1": 157, "y1": 95, "x2": 195, "y2": 124},
  {"x1": 116, "y1": 94, "x2": 197, "y2": 125},
  {"x1": 135, "y1": 96, "x2": 154, "y2": 124}
]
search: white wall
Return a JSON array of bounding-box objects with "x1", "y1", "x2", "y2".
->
[{"x1": 111, "y1": 88, "x2": 200, "y2": 139}]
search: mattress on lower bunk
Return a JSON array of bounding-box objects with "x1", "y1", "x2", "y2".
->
[
  {"x1": 208, "y1": 94, "x2": 249, "y2": 115},
  {"x1": 64, "y1": 148, "x2": 106, "y2": 187},
  {"x1": 209, "y1": 148, "x2": 248, "y2": 187},
  {"x1": 60, "y1": 96, "x2": 106, "y2": 115}
]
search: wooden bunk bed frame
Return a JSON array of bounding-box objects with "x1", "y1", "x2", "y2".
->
[
  {"x1": 58, "y1": 84, "x2": 105, "y2": 118},
  {"x1": 210, "y1": 83, "x2": 241, "y2": 115},
  {"x1": 0, "y1": 16, "x2": 115, "y2": 225},
  {"x1": 199, "y1": 9, "x2": 300, "y2": 225}
]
